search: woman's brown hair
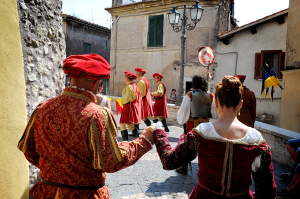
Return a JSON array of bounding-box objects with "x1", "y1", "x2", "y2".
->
[{"x1": 215, "y1": 76, "x2": 243, "y2": 108}]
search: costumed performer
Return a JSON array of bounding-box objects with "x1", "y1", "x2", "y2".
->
[
  {"x1": 176, "y1": 74, "x2": 213, "y2": 174},
  {"x1": 135, "y1": 67, "x2": 154, "y2": 128},
  {"x1": 233, "y1": 75, "x2": 256, "y2": 128},
  {"x1": 17, "y1": 54, "x2": 154, "y2": 199},
  {"x1": 149, "y1": 75, "x2": 277, "y2": 199},
  {"x1": 120, "y1": 71, "x2": 143, "y2": 140},
  {"x1": 151, "y1": 73, "x2": 169, "y2": 132}
]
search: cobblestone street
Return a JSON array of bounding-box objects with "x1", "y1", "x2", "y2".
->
[{"x1": 107, "y1": 114, "x2": 293, "y2": 199}]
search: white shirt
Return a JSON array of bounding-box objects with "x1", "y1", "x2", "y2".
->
[
  {"x1": 99, "y1": 96, "x2": 108, "y2": 107},
  {"x1": 177, "y1": 95, "x2": 191, "y2": 124}
]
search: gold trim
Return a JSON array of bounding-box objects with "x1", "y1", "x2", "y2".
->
[
  {"x1": 18, "y1": 106, "x2": 39, "y2": 153},
  {"x1": 62, "y1": 91, "x2": 92, "y2": 102},
  {"x1": 100, "y1": 108, "x2": 124, "y2": 162},
  {"x1": 220, "y1": 142, "x2": 230, "y2": 195},
  {"x1": 90, "y1": 118, "x2": 104, "y2": 169},
  {"x1": 226, "y1": 142, "x2": 234, "y2": 196}
]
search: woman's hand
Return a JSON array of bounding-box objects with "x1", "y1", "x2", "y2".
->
[
  {"x1": 145, "y1": 123, "x2": 156, "y2": 133},
  {"x1": 140, "y1": 129, "x2": 154, "y2": 145}
]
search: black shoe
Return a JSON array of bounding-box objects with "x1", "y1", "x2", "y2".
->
[
  {"x1": 134, "y1": 124, "x2": 139, "y2": 130},
  {"x1": 175, "y1": 164, "x2": 188, "y2": 175},
  {"x1": 153, "y1": 119, "x2": 158, "y2": 123},
  {"x1": 280, "y1": 173, "x2": 292, "y2": 182},
  {"x1": 121, "y1": 130, "x2": 128, "y2": 141},
  {"x1": 144, "y1": 119, "x2": 151, "y2": 126},
  {"x1": 129, "y1": 128, "x2": 140, "y2": 137},
  {"x1": 161, "y1": 119, "x2": 169, "y2": 132}
]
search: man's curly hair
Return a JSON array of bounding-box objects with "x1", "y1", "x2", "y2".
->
[{"x1": 192, "y1": 74, "x2": 207, "y2": 91}]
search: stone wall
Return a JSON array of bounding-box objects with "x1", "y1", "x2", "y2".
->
[
  {"x1": 255, "y1": 121, "x2": 300, "y2": 168},
  {"x1": 17, "y1": 0, "x2": 66, "y2": 120},
  {"x1": 17, "y1": 0, "x2": 66, "y2": 191}
]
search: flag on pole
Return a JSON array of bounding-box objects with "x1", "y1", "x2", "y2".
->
[
  {"x1": 260, "y1": 67, "x2": 280, "y2": 102},
  {"x1": 115, "y1": 99, "x2": 123, "y2": 116}
]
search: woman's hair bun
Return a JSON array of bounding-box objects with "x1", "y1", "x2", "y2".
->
[
  {"x1": 222, "y1": 76, "x2": 241, "y2": 90},
  {"x1": 215, "y1": 75, "x2": 243, "y2": 108}
]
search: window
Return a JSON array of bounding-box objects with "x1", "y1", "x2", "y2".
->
[
  {"x1": 254, "y1": 50, "x2": 285, "y2": 79},
  {"x1": 83, "y1": 42, "x2": 91, "y2": 54},
  {"x1": 148, "y1": 15, "x2": 164, "y2": 47}
]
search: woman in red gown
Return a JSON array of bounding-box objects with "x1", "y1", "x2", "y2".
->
[{"x1": 150, "y1": 76, "x2": 277, "y2": 199}]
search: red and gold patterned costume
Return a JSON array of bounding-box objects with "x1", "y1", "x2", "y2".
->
[
  {"x1": 153, "y1": 123, "x2": 277, "y2": 199},
  {"x1": 152, "y1": 81, "x2": 169, "y2": 119},
  {"x1": 120, "y1": 81, "x2": 142, "y2": 125},
  {"x1": 137, "y1": 76, "x2": 154, "y2": 120},
  {"x1": 18, "y1": 88, "x2": 152, "y2": 199},
  {"x1": 238, "y1": 86, "x2": 256, "y2": 128}
]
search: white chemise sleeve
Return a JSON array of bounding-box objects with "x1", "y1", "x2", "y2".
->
[{"x1": 177, "y1": 95, "x2": 191, "y2": 125}]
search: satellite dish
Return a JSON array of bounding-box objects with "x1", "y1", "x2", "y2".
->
[{"x1": 198, "y1": 46, "x2": 214, "y2": 67}]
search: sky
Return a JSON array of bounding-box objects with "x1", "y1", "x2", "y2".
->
[{"x1": 61, "y1": 0, "x2": 290, "y2": 29}]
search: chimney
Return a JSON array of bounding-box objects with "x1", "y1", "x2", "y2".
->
[{"x1": 112, "y1": 0, "x2": 123, "y2": 7}]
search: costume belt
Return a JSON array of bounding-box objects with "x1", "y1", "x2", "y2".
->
[
  {"x1": 41, "y1": 179, "x2": 105, "y2": 190},
  {"x1": 154, "y1": 97, "x2": 163, "y2": 99}
]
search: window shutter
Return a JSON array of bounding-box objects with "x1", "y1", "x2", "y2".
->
[
  {"x1": 278, "y1": 52, "x2": 285, "y2": 79},
  {"x1": 156, "y1": 15, "x2": 164, "y2": 46},
  {"x1": 148, "y1": 17, "x2": 156, "y2": 47},
  {"x1": 255, "y1": 53, "x2": 262, "y2": 79}
]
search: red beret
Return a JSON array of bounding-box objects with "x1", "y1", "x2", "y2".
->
[
  {"x1": 63, "y1": 54, "x2": 111, "y2": 80},
  {"x1": 124, "y1": 71, "x2": 137, "y2": 80},
  {"x1": 135, "y1": 68, "x2": 146, "y2": 74},
  {"x1": 153, "y1": 73, "x2": 163, "y2": 79},
  {"x1": 234, "y1": 75, "x2": 246, "y2": 80}
]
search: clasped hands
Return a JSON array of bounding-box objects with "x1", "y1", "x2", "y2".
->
[{"x1": 140, "y1": 123, "x2": 156, "y2": 145}]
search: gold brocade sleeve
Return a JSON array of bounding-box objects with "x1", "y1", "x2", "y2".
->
[
  {"x1": 17, "y1": 105, "x2": 41, "y2": 168},
  {"x1": 137, "y1": 79, "x2": 146, "y2": 97},
  {"x1": 151, "y1": 83, "x2": 164, "y2": 97},
  {"x1": 89, "y1": 107, "x2": 152, "y2": 172},
  {"x1": 121, "y1": 84, "x2": 137, "y2": 104}
]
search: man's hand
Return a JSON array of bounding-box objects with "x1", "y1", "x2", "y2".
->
[{"x1": 140, "y1": 129, "x2": 154, "y2": 145}]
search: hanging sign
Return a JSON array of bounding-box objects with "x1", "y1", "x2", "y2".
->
[{"x1": 198, "y1": 46, "x2": 214, "y2": 67}]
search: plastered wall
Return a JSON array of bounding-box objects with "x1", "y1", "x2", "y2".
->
[{"x1": 0, "y1": 0, "x2": 29, "y2": 198}]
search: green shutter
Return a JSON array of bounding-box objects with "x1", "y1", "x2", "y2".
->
[
  {"x1": 148, "y1": 17, "x2": 156, "y2": 47},
  {"x1": 148, "y1": 15, "x2": 163, "y2": 47},
  {"x1": 156, "y1": 15, "x2": 163, "y2": 46}
]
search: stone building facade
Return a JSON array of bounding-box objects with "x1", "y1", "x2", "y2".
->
[
  {"x1": 106, "y1": 0, "x2": 236, "y2": 97},
  {"x1": 62, "y1": 14, "x2": 111, "y2": 93},
  {"x1": 17, "y1": 0, "x2": 66, "y2": 192}
]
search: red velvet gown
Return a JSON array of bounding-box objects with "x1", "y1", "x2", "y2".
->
[
  {"x1": 153, "y1": 127, "x2": 277, "y2": 199},
  {"x1": 18, "y1": 88, "x2": 152, "y2": 199},
  {"x1": 120, "y1": 82, "x2": 142, "y2": 124},
  {"x1": 153, "y1": 82, "x2": 169, "y2": 118},
  {"x1": 237, "y1": 86, "x2": 256, "y2": 127},
  {"x1": 137, "y1": 77, "x2": 154, "y2": 119}
]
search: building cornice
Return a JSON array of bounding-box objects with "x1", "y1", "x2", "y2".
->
[{"x1": 106, "y1": 0, "x2": 219, "y2": 17}]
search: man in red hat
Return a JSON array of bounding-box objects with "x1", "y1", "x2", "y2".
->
[
  {"x1": 135, "y1": 68, "x2": 153, "y2": 128},
  {"x1": 120, "y1": 71, "x2": 143, "y2": 140},
  {"x1": 17, "y1": 54, "x2": 154, "y2": 199},
  {"x1": 234, "y1": 75, "x2": 256, "y2": 127},
  {"x1": 151, "y1": 73, "x2": 169, "y2": 132}
]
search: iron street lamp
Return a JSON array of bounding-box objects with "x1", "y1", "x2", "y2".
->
[{"x1": 168, "y1": 1, "x2": 203, "y2": 106}]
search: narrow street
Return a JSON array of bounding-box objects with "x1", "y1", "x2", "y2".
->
[{"x1": 107, "y1": 113, "x2": 292, "y2": 199}]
